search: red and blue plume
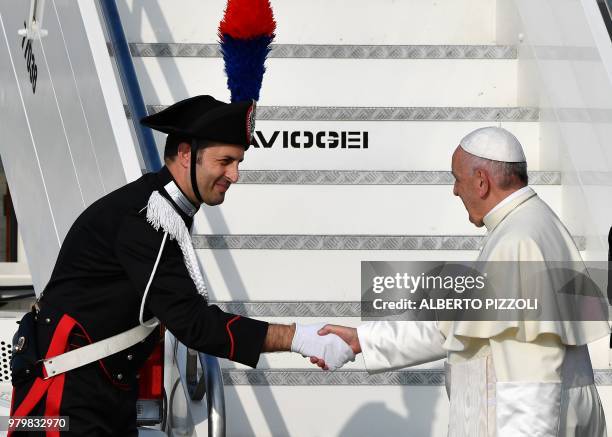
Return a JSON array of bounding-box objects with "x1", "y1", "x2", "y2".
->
[{"x1": 219, "y1": 0, "x2": 276, "y2": 103}]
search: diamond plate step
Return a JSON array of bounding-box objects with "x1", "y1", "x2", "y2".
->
[
  {"x1": 222, "y1": 369, "x2": 612, "y2": 386},
  {"x1": 127, "y1": 106, "x2": 539, "y2": 122},
  {"x1": 193, "y1": 235, "x2": 587, "y2": 251},
  {"x1": 237, "y1": 170, "x2": 559, "y2": 185},
  {"x1": 117, "y1": 43, "x2": 517, "y2": 59}
]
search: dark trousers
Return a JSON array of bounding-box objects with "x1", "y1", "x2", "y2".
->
[{"x1": 12, "y1": 362, "x2": 138, "y2": 436}]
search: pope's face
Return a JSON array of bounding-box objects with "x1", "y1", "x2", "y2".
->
[
  {"x1": 196, "y1": 143, "x2": 244, "y2": 206},
  {"x1": 451, "y1": 147, "x2": 485, "y2": 227}
]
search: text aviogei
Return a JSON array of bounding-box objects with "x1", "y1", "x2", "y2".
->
[{"x1": 372, "y1": 273, "x2": 487, "y2": 294}]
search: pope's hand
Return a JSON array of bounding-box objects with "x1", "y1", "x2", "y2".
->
[
  {"x1": 291, "y1": 322, "x2": 355, "y2": 370},
  {"x1": 309, "y1": 324, "x2": 361, "y2": 370}
]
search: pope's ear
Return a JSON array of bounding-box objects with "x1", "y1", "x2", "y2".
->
[
  {"x1": 475, "y1": 169, "x2": 490, "y2": 198},
  {"x1": 176, "y1": 142, "x2": 192, "y2": 169}
]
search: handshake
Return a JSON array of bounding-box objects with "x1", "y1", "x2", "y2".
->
[{"x1": 290, "y1": 323, "x2": 361, "y2": 370}]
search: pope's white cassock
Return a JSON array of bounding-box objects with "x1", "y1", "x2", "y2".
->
[{"x1": 357, "y1": 128, "x2": 610, "y2": 437}]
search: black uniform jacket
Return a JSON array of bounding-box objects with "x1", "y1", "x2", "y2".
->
[{"x1": 39, "y1": 166, "x2": 269, "y2": 386}]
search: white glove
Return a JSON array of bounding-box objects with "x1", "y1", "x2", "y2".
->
[{"x1": 290, "y1": 323, "x2": 355, "y2": 370}]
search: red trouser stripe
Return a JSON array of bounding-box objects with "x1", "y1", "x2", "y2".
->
[
  {"x1": 9, "y1": 377, "x2": 52, "y2": 419},
  {"x1": 9, "y1": 314, "x2": 77, "y2": 437},
  {"x1": 44, "y1": 373, "x2": 66, "y2": 437}
]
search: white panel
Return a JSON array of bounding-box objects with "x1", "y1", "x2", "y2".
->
[
  {"x1": 537, "y1": 59, "x2": 612, "y2": 109},
  {"x1": 517, "y1": 0, "x2": 599, "y2": 47},
  {"x1": 0, "y1": 382, "x2": 10, "y2": 416},
  {"x1": 2, "y1": 2, "x2": 85, "y2": 243},
  {"x1": 564, "y1": 183, "x2": 612, "y2": 257},
  {"x1": 511, "y1": 0, "x2": 612, "y2": 254},
  {"x1": 0, "y1": 8, "x2": 60, "y2": 291},
  {"x1": 224, "y1": 385, "x2": 450, "y2": 437},
  {"x1": 538, "y1": 108, "x2": 563, "y2": 171},
  {"x1": 597, "y1": 387, "x2": 612, "y2": 434},
  {"x1": 0, "y1": 262, "x2": 31, "y2": 286},
  {"x1": 118, "y1": 0, "x2": 495, "y2": 45},
  {"x1": 133, "y1": 58, "x2": 518, "y2": 107},
  {"x1": 199, "y1": 250, "x2": 480, "y2": 301},
  {"x1": 39, "y1": 1, "x2": 105, "y2": 206},
  {"x1": 193, "y1": 185, "x2": 561, "y2": 235},
  {"x1": 78, "y1": 0, "x2": 141, "y2": 185},
  {"x1": 587, "y1": 335, "x2": 610, "y2": 369},
  {"x1": 144, "y1": 122, "x2": 540, "y2": 171},
  {"x1": 200, "y1": 249, "x2": 599, "y2": 299},
  {"x1": 496, "y1": 0, "x2": 522, "y2": 45},
  {"x1": 243, "y1": 121, "x2": 540, "y2": 171},
  {"x1": 0, "y1": 0, "x2": 142, "y2": 291}
]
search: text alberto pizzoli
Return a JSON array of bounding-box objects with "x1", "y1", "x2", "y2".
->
[{"x1": 370, "y1": 273, "x2": 538, "y2": 311}]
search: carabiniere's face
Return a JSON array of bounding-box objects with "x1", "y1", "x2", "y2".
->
[{"x1": 196, "y1": 143, "x2": 245, "y2": 206}]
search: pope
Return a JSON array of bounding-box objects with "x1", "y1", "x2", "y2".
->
[{"x1": 315, "y1": 127, "x2": 610, "y2": 437}]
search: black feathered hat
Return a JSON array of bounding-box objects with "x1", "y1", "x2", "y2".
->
[
  {"x1": 140, "y1": 95, "x2": 256, "y2": 203},
  {"x1": 140, "y1": 95, "x2": 256, "y2": 150}
]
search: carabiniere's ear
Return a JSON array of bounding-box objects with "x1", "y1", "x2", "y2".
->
[{"x1": 176, "y1": 142, "x2": 192, "y2": 168}]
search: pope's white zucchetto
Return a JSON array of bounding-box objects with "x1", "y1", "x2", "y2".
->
[{"x1": 459, "y1": 126, "x2": 526, "y2": 163}]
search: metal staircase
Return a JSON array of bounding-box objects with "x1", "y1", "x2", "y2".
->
[
  {"x1": 112, "y1": 1, "x2": 596, "y2": 436},
  {"x1": 1, "y1": 0, "x2": 612, "y2": 436}
]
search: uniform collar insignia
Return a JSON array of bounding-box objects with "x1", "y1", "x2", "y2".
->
[{"x1": 163, "y1": 180, "x2": 198, "y2": 218}]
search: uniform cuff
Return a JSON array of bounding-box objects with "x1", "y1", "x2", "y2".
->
[{"x1": 226, "y1": 316, "x2": 269, "y2": 368}]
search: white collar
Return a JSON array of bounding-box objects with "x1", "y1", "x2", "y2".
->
[
  {"x1": 164, "y1": 181, "x2": 198, "y2": 218},
  {"x1": 484, "y1": 185, "x2": 531, "y2": 221}
]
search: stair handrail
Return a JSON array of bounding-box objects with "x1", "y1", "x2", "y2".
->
[
  {"x1": 186, "y1": 349, "x2": 226, "y2": 437},
  {"x1": 98, "y1": 0, "x2": 161, "y2": 172},
  {"x1": 97, "y1": 2, "x2": 226, "y2": 435}
]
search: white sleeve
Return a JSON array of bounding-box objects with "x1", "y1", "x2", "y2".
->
[
  {"x1": 357, "y1": 321, "x2": 447, "y2": 373},
  {"x1": 489, "y1": 333, "x2": 565, "y2": 437}
]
